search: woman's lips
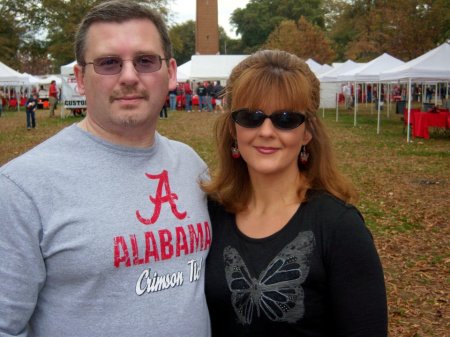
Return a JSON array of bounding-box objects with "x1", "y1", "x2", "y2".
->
[{"x1": 255, "y1": 146, "x2": 278, "y2": 154}]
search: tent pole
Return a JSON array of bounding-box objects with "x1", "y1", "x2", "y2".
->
[
  {"x1": 406, "y1": 79, "x2": 412, "y2": 143},
  {"x1": 15, "y1": 88, "x2": 20, "y2": 112},
  {"x1": 336, "y1": 86, "x2": 339, "y2": 122},
  {"x1": 370, "y1": 84, "x2": 374, "y2": 115},
  {"x1": 387, "y1": 83, "x2": 390, "y2": 118},
  {"x1": 353, "y1": 81, "x2": 357, "y2": 127},
  {"x1": 434, "y1": 83, "x2": 438, "y2": 106},
  {"x1": 377, "y1": 82, "x2": 381, "y2": 134}
]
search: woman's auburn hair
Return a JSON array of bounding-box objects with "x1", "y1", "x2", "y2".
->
[{"x1": 201, "y1": 50, "x2": 357, "y2": 212}]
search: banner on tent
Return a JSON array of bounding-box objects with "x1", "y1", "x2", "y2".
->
[{"x1": 62, "y1": 74, "x2": 86, "y2": 109}]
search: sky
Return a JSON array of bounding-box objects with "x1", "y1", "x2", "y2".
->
[{"x1": 169, "y1": 0, "x2": 250, "y2": 37}]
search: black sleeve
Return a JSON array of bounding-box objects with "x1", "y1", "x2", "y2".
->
[{"x1": 325, "y1": 207, "x2": 388, "y2": 337}]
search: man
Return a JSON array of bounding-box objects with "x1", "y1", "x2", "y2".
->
[
  {"x1": 213, "y1": 80, "x2": 224, "y2": 113},
  {"x1": 205, "y1": 81, "x2": 214, "y2": 112},
  {"x1": 48, "y1": 79, "x2": 58, "y2": 117},
  {"x1": 0, "y1": 1, "x2": 211, "y2": 337},
  {"x1": 183, "y1": 80, "x2": 193, "y2": 112},
  {"x1": 343, "y1": 83, "x2": 352, "y2": 110},
  {"x1": 196, "y1": 82, "x2": 207, "y2": 111},
  {"x1": 25, "y1": 93, "x2": 38, "y2": 130}
]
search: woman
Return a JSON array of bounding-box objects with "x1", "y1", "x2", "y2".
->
[{"x1": 202, "y1": 50, "x2": 387, "y2": 337}]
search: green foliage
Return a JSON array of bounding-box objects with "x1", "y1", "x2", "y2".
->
[
  {"x1": 170, "y1": 20, "x2": 195, "y2": 65},
  {"x1": 265, "y1": 17, "x2": 336, "y2": 64},
  {"x1": 42, "y1": 0, "x2": 99, "y2": 72},
  {"x1": 218, "y1": 26, "x2": 245, "y2": 55},
  {"x1": 230, "y1": 0, "x2": 325, "y2": 52},
  {"x1": 330, "y1": 0, "x2": 450, "y2": 61},
  {"x1": 0, "y1": 0, "x2": 32, "y2": 69}
]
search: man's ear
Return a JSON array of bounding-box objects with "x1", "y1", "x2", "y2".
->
[
  {"x1": 167, "y1": 58, "x2": 177, "y2": 90},
  {"x1": 74, "y1": 64, "x2": 86, "y2": 96}
]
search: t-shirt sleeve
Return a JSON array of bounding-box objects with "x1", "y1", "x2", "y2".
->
[
  {"x1": 0, "y1": 174, "x2": 45, "y2": 336},
  {"x1": 324, "y1": 207, "x2": 388, "y2": 337}
]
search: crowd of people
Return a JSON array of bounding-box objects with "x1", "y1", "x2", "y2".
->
[
  {"x1": 341, "y1": 82, "x2": 449, "y2": 108},
  {"x1": 0, "y1": 1, "x2": 388, "y2": 336},
  {"x1": 164, "y1": 80, "x2": 225, "y2": 113}
]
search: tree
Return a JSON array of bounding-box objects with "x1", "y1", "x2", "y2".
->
[
  {"x1": 344, "y1": 1, "x2": 389, "y2": 62},
  {"x1": 265, "y1": 17, "x2": 336, "y2": 64},
  {"x1": 41, "y1": 0, "x2": 171, "y2": 72},
  {"x1": 328, "y1": 0, "x2": 450, "y2": 61},
  {"x1": 170, "y1": 20, "x2": 195, "y2": 65},
  {"x1": 382, "y1": 0, "x2": 450, "y2": 60},
  {"x1": 0, "y1": 0, "x2": 34, "y2": 70},
  {"x1": 230, "y1": 0, "x2": 325, "y2": 52}
]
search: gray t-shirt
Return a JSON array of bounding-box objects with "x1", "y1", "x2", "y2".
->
[{"x1": 0, "y1": 125, "x2": 211, "y2": 337}]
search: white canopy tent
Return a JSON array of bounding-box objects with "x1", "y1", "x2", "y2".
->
[
  {"x1": 354, "y1": 53, "x2": 405, "y2": 83},
  {"x1": 36, "y1": 75, "x2": 62, "y2": 86},
  {"x1": 23, "y1": 73, "x2": 42, "y2": 86},
  {"x1": 379, "y1": 43, "x2": 450, "y2": 82},
  {"x1": 314, "y1": 64, "x2": 333, "y2": 76},
  {"x1": 0, "y1": 62, "x2": 29, "y2": 111},
  {"x1": 379, "y1": 42, "x2": 450, "y2": 142},
  {"x1": 305, "y1": 58, "x2": 322, "y2": 74},
  {"x1": 337, "y1": 53, "x2": 405, "y2": 130},
  {"x1": 189, "y1": 55, "x2": 248, "y2": 82},
  {"x1": 60, "y1": 60, "x2": 86, "y2": 117},
  {"x1": 318, "y1": 60, "x2": 364, "y2": 83},
  {"x1": 318, "y1": 60, "x2": 366, "y2": 120},
  {"x1": 61, "y1": 60, "x2": 77, "y2": 76},
  {"x1": 0, "y1": 61, "x2": 29, "y2": 85},
  {"x1": 177, "y1": 60, "x2": 191, "y2": 82}
]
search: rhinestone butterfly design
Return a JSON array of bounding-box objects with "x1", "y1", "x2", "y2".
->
[{"x1": 223, "y1": 231, "x2": 315, "y2": 325}]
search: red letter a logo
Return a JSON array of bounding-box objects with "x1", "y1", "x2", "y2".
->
[{"x1": 136, "y1": 170, "x2": 187, "y2": 225}]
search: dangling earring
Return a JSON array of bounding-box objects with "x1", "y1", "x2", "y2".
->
[
  {"x1": 231, "y1": 140, "x2": 241, "y2": 159},
  {"x1": 299, "y1": 145, "x2": 309, "y2": 165}
]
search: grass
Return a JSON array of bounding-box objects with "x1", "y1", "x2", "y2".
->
[{"x1": 1, "y1": 104, "x2": 449, "y2": 336}]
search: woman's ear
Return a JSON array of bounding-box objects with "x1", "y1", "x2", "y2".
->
[
  {"x1": 302, "y1": 128, "x2": 313, "y2": 146},
  {"x1": 228, "y1": 117, "x2": 236, "y2": 139}
]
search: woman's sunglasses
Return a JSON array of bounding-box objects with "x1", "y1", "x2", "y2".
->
[{"x1": 231, "y1": 109, "x2": 306, "y2": 130}]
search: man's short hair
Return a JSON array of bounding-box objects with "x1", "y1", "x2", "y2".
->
[{"x1": 74, "y1": 0, "x2": 172, "y2": 66}]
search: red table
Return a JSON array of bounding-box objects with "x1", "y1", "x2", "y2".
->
[{"x1": 413, "y1": 110, "x2": 449, "y2": 139}]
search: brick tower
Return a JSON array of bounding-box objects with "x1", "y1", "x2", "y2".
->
[{"x1": 195, "y1": 0, "x2": 219, "y2": 54}]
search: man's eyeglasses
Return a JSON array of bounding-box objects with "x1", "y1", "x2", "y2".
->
[
  {"x1": 84, "y1": 54, "x2": 167, "y2": 75},
  {"x1": 231, "y1": 109, "x2": 306, "y2": 130}
]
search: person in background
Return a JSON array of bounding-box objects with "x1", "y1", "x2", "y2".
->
[
  {"x1": 213, "y1": 80, "x2": 224, "y2": 113},
  {"x1": 202, "y1": 49, "x2": 387, "y2": 337},
  {"x1": 48, "y1": 79, "x2": 58, "y2": 117},
  {"x1": 160, "y1": 93, "x2": 168, "y2": 119},
  {"x1": 184, "y1": 80, "x2": 193, "y2": 112},
  {"x1": 197, "y1": 81, "x2": 207, "y2": 111},
  {"x1": 25, "y1": 93, "x2": 38, "y2": 130},
  {"x1": 206, "y1": 81, "x2": 215, "y2": 112},
  {"x1": 425, "y1": 86, "x2": 433, "y2": 103},
  {"x1": 0, "y1": 1, "x2": 211, "y2": 336},
  {"x1": 440, "y1": 85, "x2": 447, "y2": 107},
  {"x1": 343, "y1": 83, "x2": 352, "y2": 110},
  {"x1": 168, "y1": 87, "x2": 177, "y2": 110}
]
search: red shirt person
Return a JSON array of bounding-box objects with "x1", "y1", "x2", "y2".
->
[{"x1": 48, "y1": 80, "x2": 58, "y2": 117}]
